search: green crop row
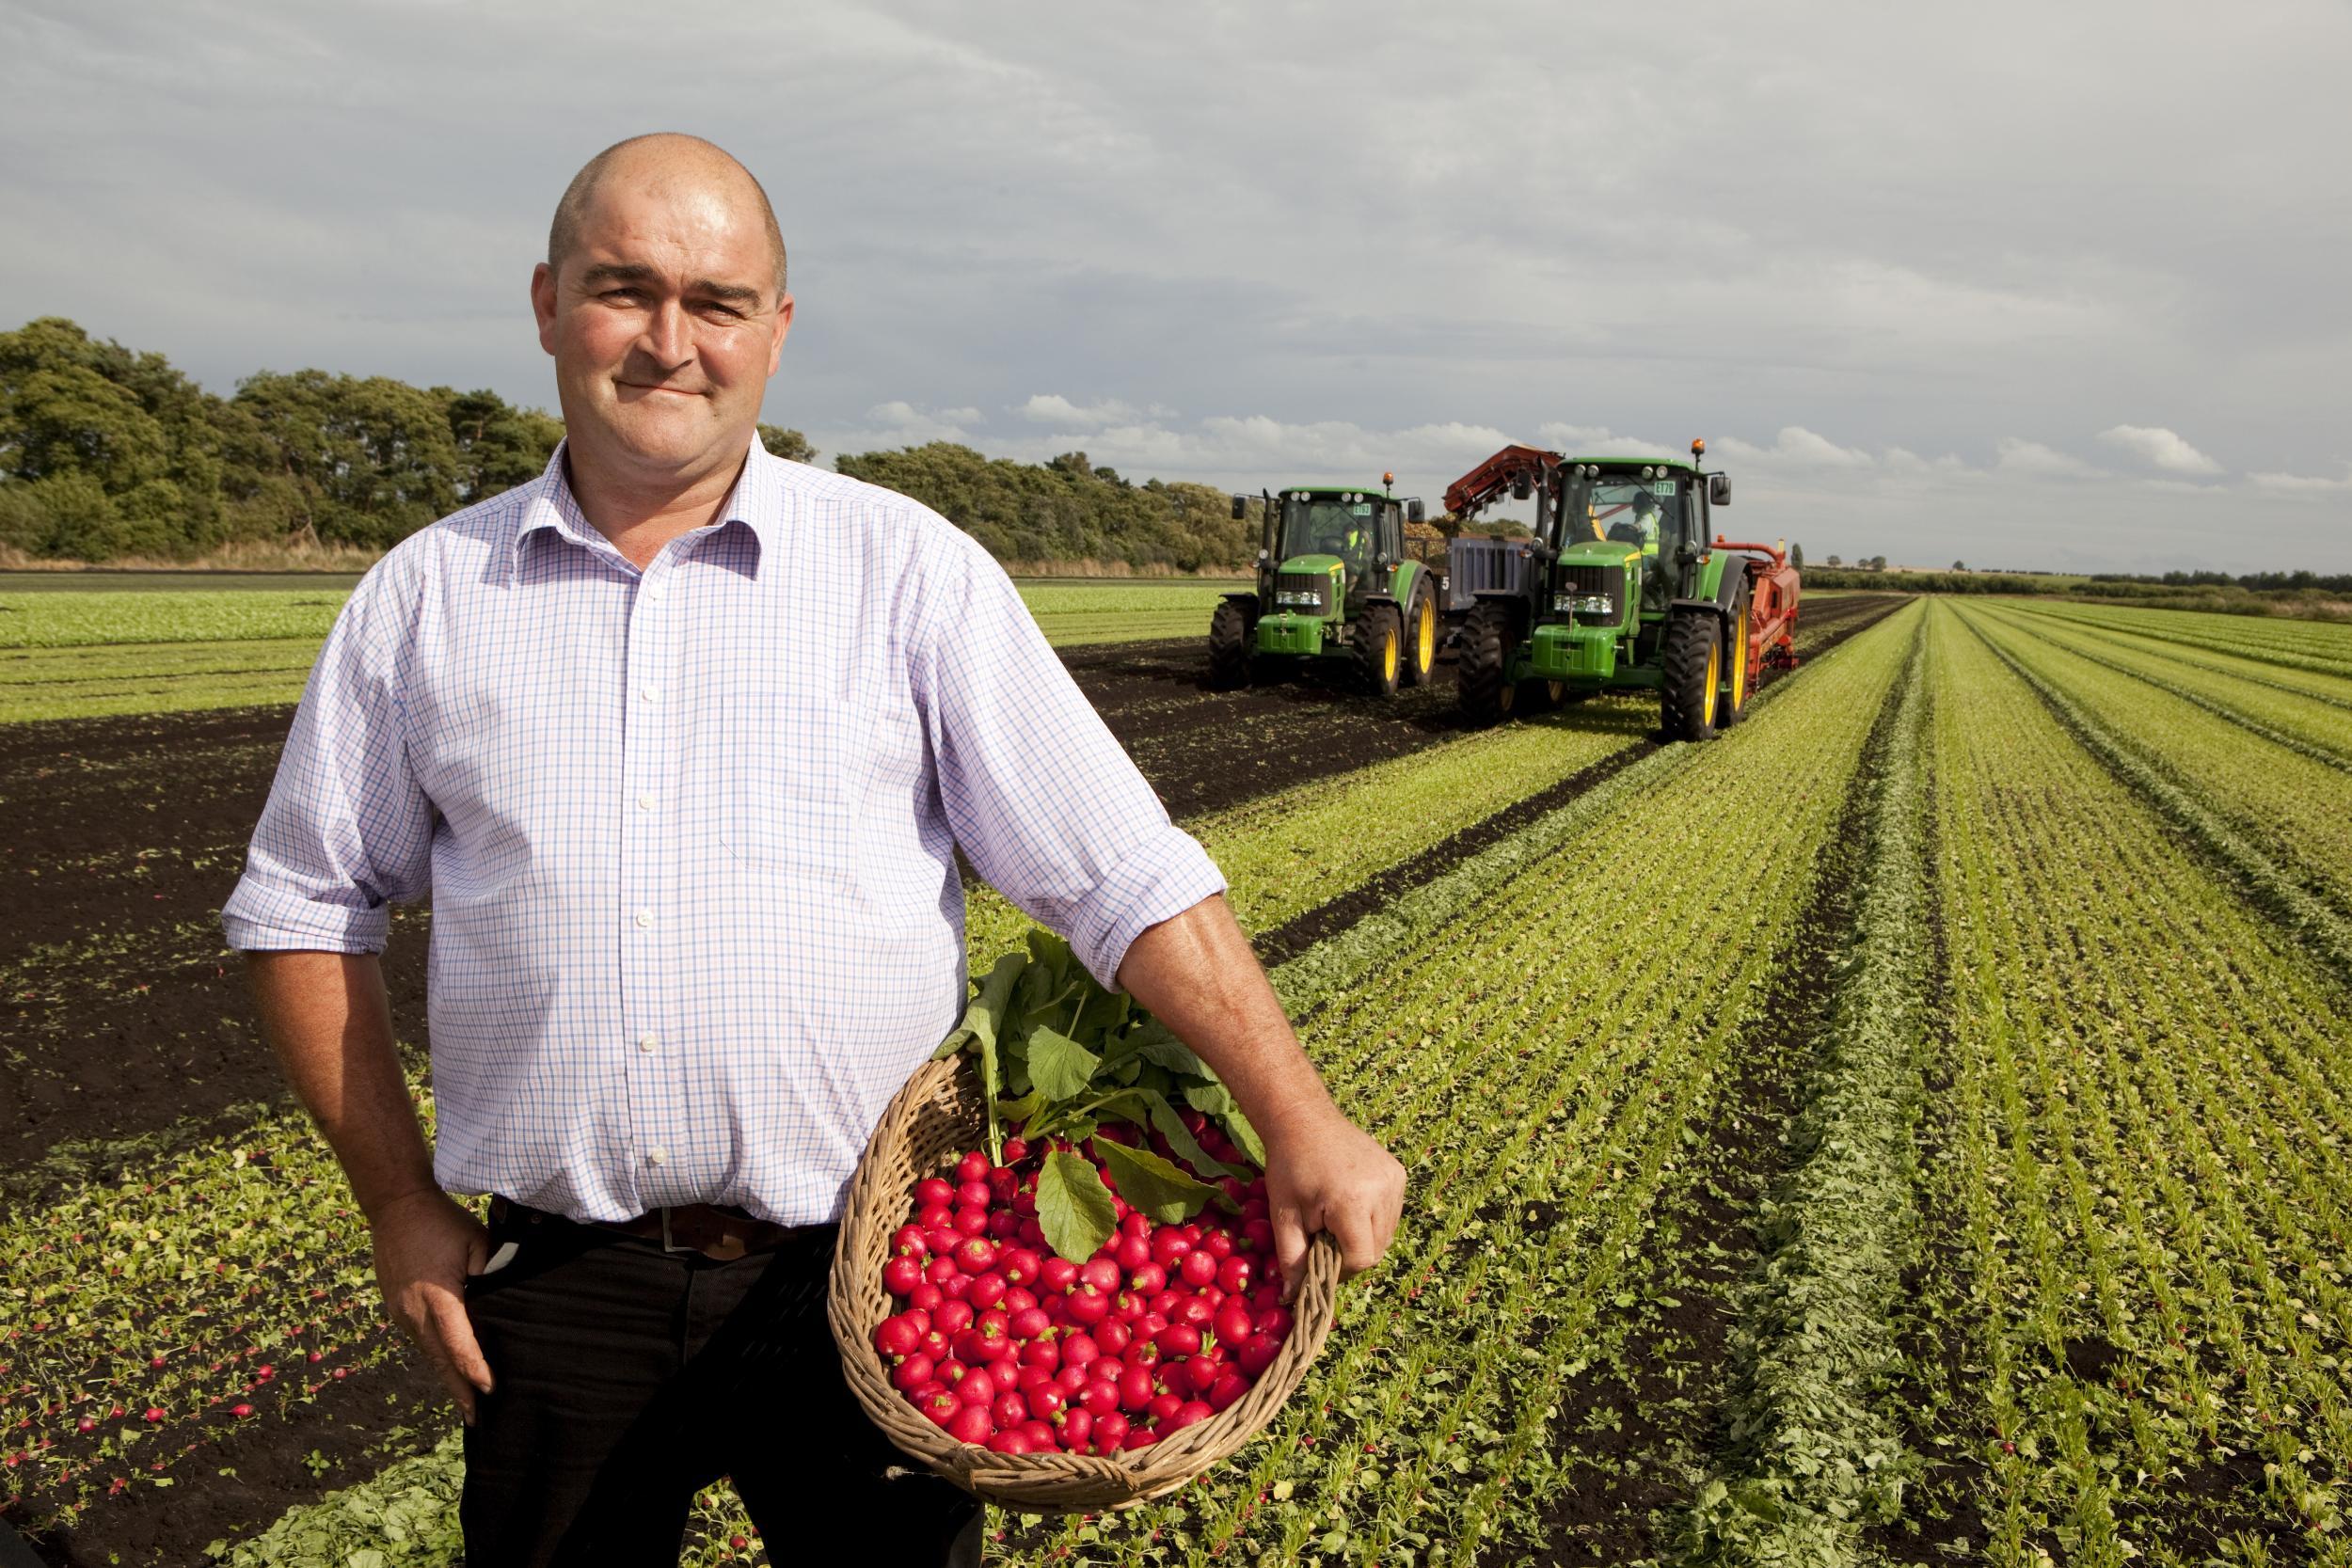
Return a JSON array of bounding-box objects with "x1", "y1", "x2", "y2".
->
[
  {"x1": 1679, "y1": 621, "x2": 1933, "y2": 1562},
  {"x1": 1913, "y1": 601, "x2": 2352, "y2": 1565},
  {"x1": 2023, "y1": 600, "x2": 2352, "y2": 681},
  {"x1": 2013, "y1": 601, "x2": 2352, "y2": 714}
]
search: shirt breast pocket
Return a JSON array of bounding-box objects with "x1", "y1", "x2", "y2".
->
[{"x1": 715, "y1": 686, "x2": 861, "y2": 878}]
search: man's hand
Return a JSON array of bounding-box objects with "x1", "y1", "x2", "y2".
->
[
  {"x1": 370, "y1": 1189, "x2": 495, "y2": 1424},
  {"x1": 1263, "y1": 1105, "x2": 1407, "y2": 1300}
]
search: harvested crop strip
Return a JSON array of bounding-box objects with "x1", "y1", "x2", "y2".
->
[{"x1": 1680, "y1": 619, "x2": 1932, "y2": 1565}]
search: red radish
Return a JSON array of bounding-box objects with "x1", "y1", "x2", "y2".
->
[
  {"x1": 917, "y1": 1327, "x2": 952, "y2": 1362},
  {"x1": 1020, "y1": 1338, "x2": 1059, "y2": 1371},
  {"x1": 1001, "y1": 1137, "x2": 1030, "y2": 1164},
  {"x1": 1058, "y1": 1408, "x2": 1092, "y2": 1451},
  {"x1": 910, "y1": 1283, "x2": 945, "y2": 1313},
  {"x1": 993, "y1": 1393, "x2": 1027, "y2": 1429},
  {"x1": 955, "y1": 1237, "x2": 997, "y2": 1273},
  {"x1": 1040, "y1": 1257, "x2": 1078, "y2": 1293},
  {"x1": 1120, "y1": 1426, "x2": 1158, "y2": 1451},
  {"x1": 914, "y1": 1178, "x2": 955, "y2": 1209},
  {"x1": 953, "y1": 1207, "x2": 990, "y2": 1239},
  {"x1": 926, "y1": 1226, "x2": 961, "y2": 1256},
  {"x1": 1001, "y1": 1249, "x2": 1042, "y2": 1288},
  {"x1": 1156, "y1": 1323, "x2": 1201, "y2": 1358},
  {"x1": 1118, "y1": 1366, "x2": 1155, "y2": 1411},
  {"x1": 957, "y1": 1180, "x2": 992, "y2": 1211},
  {"x1": 1061, "y1": 1334, "x2": 1100, "y2": 1371},
  {"x1": 918, "y1": 1202, "x2": 953, "y2": 1231},
  {"x1": 1164, "y1": 1400, "x2": 1214, "y2": 1433},
  {"x1": 946, "y1": 1404, "x2": 991, "y2": 1444},
  {"x1": 882, "y1": 1257, "x2": 922, "y2": 1296},
  {"x1": 956, "y1": 1151, "x2": 990, "y2": 1184},
  {"x1": 1093, "y1": 1412, "x2": 1131, "y2": 1452},
  {"x1": 891, "y1": 1225, "x2": 929, "y2": 1257},
  {"x1": 1116, "y1": 1233, "x2": 1152, "y2": 1272},
  {"x1": 1130, "y1": 1338, "x2": 1164, "y2": 1370},
  {"x1": 1174, "y1": 1295, "x2": 1216, "y2": 1331},
  {"x1": 1017, "y1": 1419, "x2": 1056, "y2": 1449},
  {"x1": 1182, "y1": 1356, "x2": 1220, "y2": 1394},
  {"x1": 987, "y1": 1210, "x2": 1020, "y2": 1240},
  {"x1": 1003, "y1": 1287, "x2": 1040, "y2": 1316},
  {"x1": 955, "y1": 1369, "x2": 996, "y2": 1407},
  {"x1": 934, "y1": 1299, "x2": 975, "y2": 1336},
  {"x1": 1065, "y1": 1284, "x2": 1109, "y2": 1326},
  {"x1": 891, "y1": 1354, "x2": 936, "y2": 1393},
  {"x1": 923, "y1": 1256, "x2": 959, "y2": 1289},
  {"x1": 1079, "y1": 1258, "x2": 1120, "y2": 1294},
  {"x1": 1215, "y1": 1304, "x2": 1256, "y2": 1347},
  {"x1": 1128, "y1": 1261, "x2": 1167, "y2": 1296},
  {"x1": 1241, "y1": 1218, "x2": 1273, "y2": 1254},
  {"x1": 874, "y1": 1315, "x2": 923, "y2": 1358},
  {"x1": 1026, "y1": 1385, "x2": 1065, "y2": 1420},
  {"x1": 1009, "y1": 1307, "x2": 1052, "y2": 1341},
  {"x1": 1181, "y1": 1251, "x2": 1219, "y2": 1288},
  {"x1": 1148, "y1": 1392, "x2": 1184, "y2": 1423},
  {"x1": 1080, "y1": 1380, "x2": 1120, "y2": 1417},
  {"x1": 1218, "y1": 1256, "x2": 1254, "y2": 1296},
  {"x1": 1055, "y1": 1364, "x2": 1089, "y2": 1395},
  {"x1": 1094, "y1": 1320, "x2": 1132, "y2": 1356},
  {"x1": 1237, "y1": 1334, "x2": 1280, "y2": 1378},
  {"x1": 966, "y1": 1273, "x2": 1009, "y2": 1311},
  {"x1": 1257, "y1": 1305, "x2": 1295, "y2": 1340},
  {"x1": 1152, "y1": 1230, "x2": 1192, "y2": 1268},
  {"x1": 939, "y1": 1273, "x2": 973, "y2": 1302},
  {"x1": 1208, "y1": 1370, "x2": 1250, "y2": 1412},
  {"x1": 987, "y1": 1429, "x2": 1033, "y2": 1455},
  {"x1": 1203, "y1": 1230, "x2": 1234, "y2": 1259}
]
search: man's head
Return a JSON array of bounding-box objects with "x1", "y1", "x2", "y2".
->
[{"x1": 532, "y1": 134, "x2": 793, "y2": 487}]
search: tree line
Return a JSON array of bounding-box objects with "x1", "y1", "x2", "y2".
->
[{"x1": 0, "y1": 317, "x2": 1258, "y2": 571}]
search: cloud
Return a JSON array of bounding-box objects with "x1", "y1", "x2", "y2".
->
[
  {"x1": 2249, "y1": 465, "x2": 2352, "y2": 494},
  {"x1": 1713, "y1": 426, "x2": 1873, "y2": 467},
  {"x1": 1016, "y1": 393, "x2": 1138, "y2": 428},
  {"x1": 1533, "y1": 423, "x2": 1684, "y2": 461},
  {"x1": 1994, "y1": 438, "x2": 2106, "y2": 480},
  {"x1": 2097, "y1": 424, "x2": 2223, "y2": 476}
]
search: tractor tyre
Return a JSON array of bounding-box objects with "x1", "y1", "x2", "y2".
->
[
  {"x1": 1661, "y1": 609, "x2": 1724, "y2": 742},
  {"x1": 1208, "y1": 601, "x2": 1253, "y2": 690},
  {"x1": 1356, "y1": 605, "x2": 1403, "y2": 698},
  {"x1": 1400, "y1": 590, "x2": 1438, "y2": 688},
  {"x1": 1458, "y1": 600, "x2": 1518, "y2": 725},
  {"x1": 1517, "y1": 677, "x2": 1566, "y2": 713},
  {"x1": 1716, "y1": 582, "x2": 1754, "y2": 730}
]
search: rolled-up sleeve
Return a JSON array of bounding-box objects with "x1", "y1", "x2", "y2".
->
[
  {"x1": 220, "y1": 573, "x2": 432, "y2": 953},
  {"x1": 916, "y1": 543, "x2": 1226, "y2": 990}
]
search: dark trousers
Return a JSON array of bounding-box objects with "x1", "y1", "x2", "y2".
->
[{"x1": 459, "y1": 1210, "x2": 981, "y2": 1567}]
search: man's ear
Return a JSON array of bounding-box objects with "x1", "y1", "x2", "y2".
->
[
  {"x1": 532, "y1": 263, "x2": 560, "y2": 356},
  {"x1": 766, "y1": 293, "x2": 794, "y2": 378}
]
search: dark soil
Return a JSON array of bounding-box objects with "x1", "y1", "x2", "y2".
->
[
  {"x1": 1490, "y1": 602, "x2": 1912, "y2": 1564},
  {"x1": 21, "y1": 1343, "x2": 452, "y2": 1568}
]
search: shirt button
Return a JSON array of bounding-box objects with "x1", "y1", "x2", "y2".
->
[
  {"x1": 637, "y1": 1033, "x2": 660, "y2": 1053},
  {"x1": 647, "y1": 1147, "x2": 668, "y2": 1166},
  {"x1": 640, "y1": 684, "x2": 659, "y2": 704},
  {"x1": 637, "y1": 793, "x2": 655, "y2": 812},
  {"x1": 634, "y1": 909, "x2": 654, "y2": 928}
]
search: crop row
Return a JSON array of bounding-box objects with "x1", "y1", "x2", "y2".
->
[
  {"x1": 1909, "y1": 602, "x2": 2352, "y2": 1565},
  {"x1": 2023, "y1": 600, "x2": 2352, "y2": 681}
]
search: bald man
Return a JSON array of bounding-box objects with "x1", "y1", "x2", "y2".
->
[{"x1": 223, "y1": 133, "x2": 1405, "y2": 1567}]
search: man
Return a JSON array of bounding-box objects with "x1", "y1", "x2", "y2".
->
[{"x1": 220, "y1": 134, "x2": 1406, "y2": 1567}]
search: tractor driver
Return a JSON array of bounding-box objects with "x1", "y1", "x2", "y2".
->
[{"x1": 1607, "y1": 491, "x2": 1662, "y2": 558}]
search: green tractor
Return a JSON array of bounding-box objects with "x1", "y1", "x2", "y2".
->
[
  {"x1": 1208, "y1": 481, "x2": 1442, "y2": 697},
  {"x1": 1444, "y1": 440, "x2": 1801, "y2": 738}
]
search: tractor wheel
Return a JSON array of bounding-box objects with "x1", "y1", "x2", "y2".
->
[
  {"x1": 1356, "y1": 605, "x2": 1402, "y2": 698},
  {"x1": 1716, "y1": 583, "x2": 1753, "y2": 729},
  {"x1": 1400, "y1": 591, "x2": 1438, "y2": 687},
  {"x1": 1458, "y1": 601, "x2": 1518, "y2": 724},
  {"x1": 1516, "y1": 677, "x2": 1566, "y2": 713},
  {"x1": 1661, "y1": 609, "x2": 1723, "y2": 742},
  {"x1": 1208, "y1": 601, "x2": 1252, "y2": 690}
]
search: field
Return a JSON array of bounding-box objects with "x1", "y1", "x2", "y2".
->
[
  {"x1": 0, "y1": 576, "x2": 1239, "y2": 724},
  {"x1": 4, "y1": 585, "x2": 2348, "y2": 1568}
]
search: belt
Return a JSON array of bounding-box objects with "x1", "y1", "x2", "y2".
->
[{"x1": 487, "y1": 1195, "x2": 821, "y2": 1262}]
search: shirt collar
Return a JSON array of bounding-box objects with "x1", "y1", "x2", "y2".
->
[{"x1": 507, "y1": 437, "x2": 780, "y2": 584}]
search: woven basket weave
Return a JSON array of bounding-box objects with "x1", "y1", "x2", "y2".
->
[{"x1": 829, "y1": 1053, "x2": 1340, "y2": 1512}]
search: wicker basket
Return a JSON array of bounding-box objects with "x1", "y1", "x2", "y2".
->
[{"x1": 828, "y1": 1053, "x2": 1341, "y2": 1512}]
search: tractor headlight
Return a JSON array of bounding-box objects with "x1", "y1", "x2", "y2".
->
[
  {"x1": 1275, "y1": 591, "x2": 1315, "y2": 608},
  {"x1": 1553, "y1": 594, "x2": 1614, "y2": 617}
]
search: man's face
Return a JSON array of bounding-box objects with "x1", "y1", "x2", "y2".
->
[{"x1": 531, "y1": 169, "x2": 791, "y2": 482}]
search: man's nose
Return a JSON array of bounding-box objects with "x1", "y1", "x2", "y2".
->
[{"x1": 641, "y1": 298, "x2": 692, "y2": 368}]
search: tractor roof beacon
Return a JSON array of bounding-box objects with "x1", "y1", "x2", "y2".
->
[
  {"x1": 1440, "y1": 438, "x2": 1802, "y2": 739},
  {"x1": 1208, "y1": 479, "x2": 1440, "y2": 700}
]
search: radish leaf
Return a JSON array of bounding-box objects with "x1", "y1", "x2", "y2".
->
[{"x1": 1035, "y1": 1148, "x2": 1119, "y2": 1262}]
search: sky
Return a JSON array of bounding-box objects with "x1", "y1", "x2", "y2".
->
[{"x1": 5, "y1": 0, "x2": 2349, "y2": 572}]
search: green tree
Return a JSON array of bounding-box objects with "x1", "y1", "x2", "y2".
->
[
  {"x1": 1789, "y1": 541, "x2": 1804, "y2": 569},
  {"x1": 758, "y1": 424, "x2": 816, "y2": 465}
]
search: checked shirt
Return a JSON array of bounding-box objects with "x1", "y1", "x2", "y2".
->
[{"x1": 220, "y1": 440, "x2": 1224, "y2": 1226}]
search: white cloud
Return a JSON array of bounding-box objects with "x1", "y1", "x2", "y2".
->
[
  {"x1": 1994, "y1": 438, "x2": 2106, "y2": 480},
  {"x1": 1714, "y1": 426, "x2": 1873, "y2": 467},
  {"x1": 1533, "y1": 423, "x2": 1684, "y2": 461},
  {"x1": 1017, "y1": 393, "x2": 1137, "y2": 428},
  {"x1": 2097, "y1": 424, "x2": 2223, "y2": 476},
  {"x1": 2249, "y1": 465, "x2": 2352, "y2": 494}
]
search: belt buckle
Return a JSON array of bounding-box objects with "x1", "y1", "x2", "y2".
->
[{"x1": 658, "y1": 1207, "x2": 696, "y2": 1256}]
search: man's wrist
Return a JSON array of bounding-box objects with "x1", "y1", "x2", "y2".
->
[{"x1": 361, "y1": 1183, "x2": 449, "y2": 1227}]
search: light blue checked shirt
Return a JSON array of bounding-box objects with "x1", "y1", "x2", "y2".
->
[{"x1": 221, "y1": 441, "x2": 1225, "y2": 1226}]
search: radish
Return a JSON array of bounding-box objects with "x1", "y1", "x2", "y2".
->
[
  {"x1": 955, "y1": 1369, "x2": 996, "y2": 1407},
  {"x1": 1092, "y1": 1412, "x2": 1131, "y2": 1453},
  {"x1": 956, "y1": 1151, "x2": 991, "y2": 1184},
  {"x1": 1208, "y1": 1370, "x2": 1250, "y2": 1412},
  {"x1": 1057, "y1": 1408, "x2": 1092, "y2": 1452},
  {"x1": 1164, "y1": 1400, "x2": 1214, "y2": 1433},
  {"x1": 1180, "y1": 1251, "x2": 1219, "y2": 1289},
  {"x1": 1118, "y1": 1366, "x2": 1155, "y2": 1411},
  {"x1": 1039, "y1": 1256, "x2": 1078, "y2": 1293},
  {"x1": 993, "y1": 1392, "x2": 1028, "y2": 1429},
  {"x1": 891, "y1": 1354, "x2": 936, "y2": 1393},
  {"x1": 1080, "y1": 1380, "x2": 1120, "y2": 1417},
  {"x1": 1155, "y1": 1323, "x2": 1201, "y2": 1358},
  {"x1": 882, "y1": 1257, "x2": 922, "y2": 1296},
  {"x1": 946, "y1": 1404, "x2": 991, "y2": 1445},
  {"x1": 914, "y1": 1178, "x2": 954, "y2": 1210}
]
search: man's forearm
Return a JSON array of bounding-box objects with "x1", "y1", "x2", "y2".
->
[
  {"x1": 245, "y1": 950, "x2": 437, "y2": 1221},
  {"x1": 1112, "y1": 895, "x2": 1336, "y2": 1143}
]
